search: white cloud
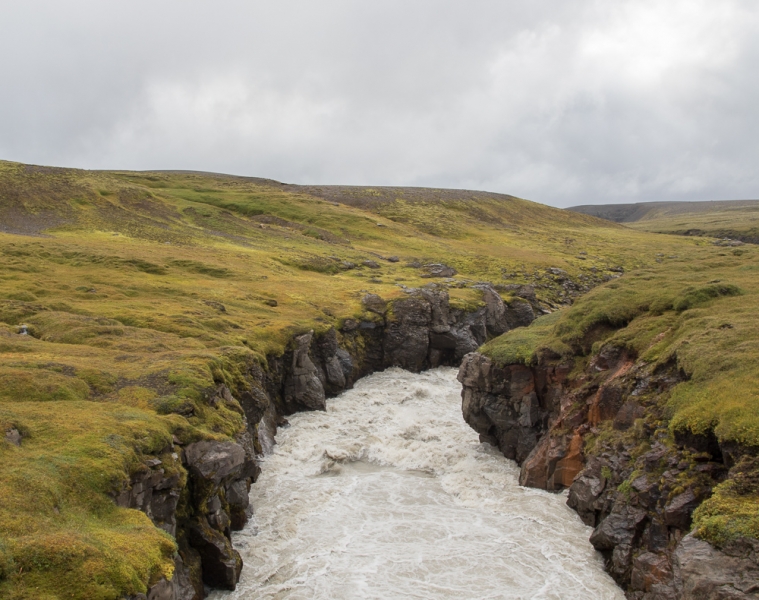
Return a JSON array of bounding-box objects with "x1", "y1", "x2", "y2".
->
[{"x1": 0, "y1": 0, "x2": 757, "y2": 206}]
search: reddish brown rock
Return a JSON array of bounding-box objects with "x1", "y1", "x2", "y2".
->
[{"x1": 552, "y1": 431, "x2": 584, "y2": 488}]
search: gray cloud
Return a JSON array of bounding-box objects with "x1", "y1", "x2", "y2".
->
[{"x1": 1, "y1": 0, "x2": 757, "y2": 207}]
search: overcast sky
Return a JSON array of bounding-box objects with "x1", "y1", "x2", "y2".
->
[{"x1": 1, "y1": 1, "x2": 757, "y2": 207}]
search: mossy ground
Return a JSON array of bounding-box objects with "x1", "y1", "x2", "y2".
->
[{"x1": 0, "y1": 159, "x2": 740, "y2": 597}]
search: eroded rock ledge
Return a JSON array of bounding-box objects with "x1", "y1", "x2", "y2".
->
[
  {"x1": 458, "y1": 345, "x2": 759, "y2": 599},
  {"x1": 125, "y1": 285, "x2": 535, "y2": 599}
]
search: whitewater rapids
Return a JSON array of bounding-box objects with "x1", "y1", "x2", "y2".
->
[{"x1": 211, "y1": 367, "x2": 623, "y2": 600}]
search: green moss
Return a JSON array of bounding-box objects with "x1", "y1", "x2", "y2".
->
[
  {"x1": 480, "y1": 311, "x2": 566, "y2": 365},
  {"x1": 693, "y1": 457, "x2": 759, "y2": 547},
  {"x1": 671, "y1": 283, "x2": 742, "y2": 312},
  {"x1": 0, "y1": 368, "x2": 90, "y2": 402}
]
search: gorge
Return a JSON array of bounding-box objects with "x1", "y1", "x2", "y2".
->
[
  {"x1": 209, "y1": 368, "x2": 623, "y2": 600},
  {"x1": 1, "y1": 163, "x2": 757, "y2": 599}
]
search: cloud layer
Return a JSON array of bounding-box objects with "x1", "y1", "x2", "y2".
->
[{"x1": 2, "y1": 1, "x2": 757, "y2": 206}]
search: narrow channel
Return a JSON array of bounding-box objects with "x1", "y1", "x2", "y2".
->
[{"x1": 211, "y1": 367, "x2": 623, "y2": 599}]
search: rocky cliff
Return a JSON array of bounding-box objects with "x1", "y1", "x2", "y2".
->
[
  {"x1": 124, "y1": 285, "x2": 536, "y2": 599},
  {"x1": 459, "y1": 343, "x2": 759, "y2": 599}
]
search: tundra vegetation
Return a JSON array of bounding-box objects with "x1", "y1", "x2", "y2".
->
[
  {"x1": 571, "y1": 198, "x2": 759, "y2": 244},
  {"x1": 0, "y1": 159, "x2": 755, "y2": 598}
]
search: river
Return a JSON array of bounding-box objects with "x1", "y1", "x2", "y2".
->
[{"x1": 210, "y1": 367, "x2": 623, "y2": 599}]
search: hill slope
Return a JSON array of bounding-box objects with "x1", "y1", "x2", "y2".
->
[
  {"x1": 569, "y1": 199, "x2": 759, "y2": 243},
  {"x1": 0, "y1": 160, "x2": 730, "y2": 598}
]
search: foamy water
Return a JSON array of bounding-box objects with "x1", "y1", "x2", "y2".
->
[{"x1": 211, "y1": 368, "x2": 623, "y2": 600}]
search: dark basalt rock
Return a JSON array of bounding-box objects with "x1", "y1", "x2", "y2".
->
[
  {"x1": 674, "y1": 534, "x2": 759, "y2": 599},
  {"x1": 283, "y1": 331, "x2": 326, "y2": 411},
  {"x1": 184, "y1": 441, "x2": 246, "y2": 485},
  {"x1": 589, "y1": 503, "x2": 648, "y2": 581},
  {"x1": 362, "y1": 293, "x2": 388, "y2": 314},
  {"x1": 188, "y1": 519, "x2": 242, "y2": 590},
  {"x1": 383, "y1": 295, "x2": 432, "y2": 372},
  {"x1": 114, "y1": 455, "x2": 183, "y2": 537},
  {"x1": 664, "y1": 489, "x2": 701, "y2": 530},
  {"x1": 458, "y1": 351, "x2": 569, "y2": 471}
]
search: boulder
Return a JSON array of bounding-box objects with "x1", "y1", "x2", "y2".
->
[
  {"x1": 4, "y1": 428, "x2": 22, "y2": 446},
  {"x1": 589, "y1": 504, "x2": 647, "y2": 551},
  {"x1": 630, "y1": 552, "x2": 673, "y2": 596},
  {"x1": 450, "y1": 309, "x2": 488, "y2": 361},
  {"x1": 505, "y1": 298, "x2": 535, "y2": 329},
  {"x1": 335, "y1": 348, "x2": 354, "y2": 381},
  {"x1": 324, "y1": 356, "x2": 346, "y2": 389},
  {"x1": 474, "y1": 284, "x2": 510, "y2": 336},
  {"x1": 664, "y1": 489, "x2": 700, "y2": 530},
  {"x1": 362, "y1": 293, "x2": 387, "y2": 315},
  {"x1": 138, "y1": 555, "x2": 199, "y2": 600},
  {"x1": 184, "y1": 441, "x2": 246, "y2": 485},
  {"x1": 567, "y1": 467, "x2": 606, "y2": 526},
  {"x1": 421, "y1": 263, "x2": 457, "y2": 278},
  {"x1": 226, "y1": 479, "x2": 250, "y2": 530}
]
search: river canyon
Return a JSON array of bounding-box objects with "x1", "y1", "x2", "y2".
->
[{"x1": 211, "y1": 368, "x2": 624, "y2": 599}]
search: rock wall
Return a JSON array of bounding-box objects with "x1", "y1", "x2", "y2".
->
[
  {"x1": 458, "y1": 345, "x2": 759, "y2": 599},
  {"x1": 126, "y1": 285, "x2": 535, "y2": 599}
]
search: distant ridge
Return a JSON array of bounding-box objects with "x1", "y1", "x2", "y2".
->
[{"x1": 567, "y1": 199, "x2": 759, "y2": 223}]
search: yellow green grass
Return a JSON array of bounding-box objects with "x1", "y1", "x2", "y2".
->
[
  {"x1": 0, "y1": 159, "x2": 738, "y2": 596},
  {"x1": 625, "y1": 200, "x2": 759, "y2": 242}
]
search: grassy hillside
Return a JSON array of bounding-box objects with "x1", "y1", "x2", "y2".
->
[
  {"x1": 0, "y1": 160, "x2": 717, "y2": 598},
  {"x1": 569, "y1": 199, "x2": 759, "y2": 243}
]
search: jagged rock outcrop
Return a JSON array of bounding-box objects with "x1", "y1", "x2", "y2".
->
[
  {"x1": 114, "y1": 454, "x2": 183, "y2": 537},
  {"x1": 459, "y1": 341, "x2": 759, "y2": 599},
  {"x1": 457, "y1": 351, "x2": 569, "y2": 467},
  {"x1": 283, "y1": 331, "x2": 326, "y2": 411},
  {"x1": 474, "y1": 284, "x2": 535, "y2": 336}
]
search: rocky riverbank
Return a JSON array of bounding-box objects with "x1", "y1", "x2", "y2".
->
[
  {"x1": 124, "y1": 285, "x2": 537, "y2": 599},
  {"x1": 458, "y1": 343, "x2": 759, "y2": 599}
]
